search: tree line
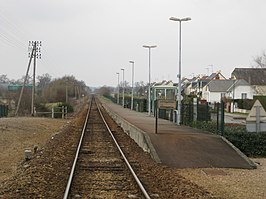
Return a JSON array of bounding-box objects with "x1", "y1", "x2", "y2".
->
[
  {"x1": 0, "y1": 73, "x2": 90, "y2": 115},
  {"x1": 95, "y1": 81, "x2": 148, "y2": 99}
]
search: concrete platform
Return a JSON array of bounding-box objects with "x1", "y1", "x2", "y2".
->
[{"x1": 101, "y1": 99, "x2": 256, "y2": 169}]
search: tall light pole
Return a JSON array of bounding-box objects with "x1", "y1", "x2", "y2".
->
[
  {"x1": 129, "y1": 61, "x2": 134, "y2": 110},
  {"x1": 169, "y1": 16, "x2": 191, "y2": 125},
  {"x1": 121, "y1": 68, "x2": 125, "y2": 108},
  {"x1": 116, "y1": 72, "x2": 120, "y2": 105},
  {"x1": 143, "y1": 45, "x2": 157, "y2": 116}
]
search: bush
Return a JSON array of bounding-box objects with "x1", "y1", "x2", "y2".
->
[
  {"x1": 236, "y1": 96, "x2": 266, "y2": 111},
  {"x1": 236, "y1": 99, "x2": 253, "y2": 110},
  {"x1": 191, "y1": 121, "x2": 217, "y2": 133},
  {"x1": 224, "y1": 126, "x2": 266, "y2": 157},
  {"x1": 57, "y1": 102, "x2": 74, "y2": 113},
  {"x1": 35, "y1": 103, "x2": 50, "y2": 117},
  {"x1": 53, "y1": 102, "x2": 73, "y2": 118},
  {"x1": 192, "y1": 121, "x2": 266, "y2": 157},
  {"x1": 254, "y1": 96, "x2": 266, "y2": 110}
]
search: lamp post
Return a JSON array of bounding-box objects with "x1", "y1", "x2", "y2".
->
[
  {"x1": 143, "y1": 45, "x2": 157, "y2": 116},
  {"x1": 116, "y1": 72, "x2": 120, "y2": 105},
  {"x1": 169, "y1": 16, "x2": 191, "y2": 125},
  {"x1": 129, "y1": 61, "x2": 134, "y2": 110},
  {"x1": 121, "y1": 68, "x2": 125, "y2": 108}
]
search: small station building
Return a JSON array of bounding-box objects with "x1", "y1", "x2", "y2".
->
[{"x1": 151, "y1": 81, "x2": 177, "y2": 120}]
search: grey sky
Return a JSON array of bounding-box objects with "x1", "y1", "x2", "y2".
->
[{"x1": 1, "y1": 0, "x2": 266, "y2": 87}]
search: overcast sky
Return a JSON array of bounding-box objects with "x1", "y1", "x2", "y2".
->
[{"x1": 1, "y1": 0, "x2": 266, "y2": 87}]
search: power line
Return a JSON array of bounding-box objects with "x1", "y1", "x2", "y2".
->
[
  {"x1": 0, "y1": 7, "x2": 31, "y2": 51},
  {"x1": 0, "y1": 31, "x2": 24, "y2": 49},
  {"x1": 0, "y1": 6, "x2": 62, "y2": 82},
  {"x1": 0, "y1": 6, "x2": 32, "y2": 40}
]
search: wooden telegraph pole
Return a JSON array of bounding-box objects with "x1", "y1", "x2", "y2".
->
[
  {"x1": 15, "y1": 41, "x2": 42, "y2": 116},
  {"x1": 31, "y1": 41, "x2": 41, "y2": 116}
]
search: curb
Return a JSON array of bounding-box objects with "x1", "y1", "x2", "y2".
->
[
  {"x1": 220, "y1": 136, "x2": 257, "y2": 169},
  {"x1": 101, "y1": 103, "x2": 161, "y2": 164}
]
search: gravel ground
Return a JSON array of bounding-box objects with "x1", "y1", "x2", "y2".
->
[
  {"x1": 0, "y1": 106, "x2": 86, "y2": 198},
  {"x1": 178, "y1": 158, "x2": 266, "y2": 199},
  {"x1": 0, "y1": 117, "x2": 66, "y2": 183},
  {"x1": 0, "y1": 100, "x2": 265, "y2": 198}
]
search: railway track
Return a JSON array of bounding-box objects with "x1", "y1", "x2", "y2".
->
[{"x1": 63, "y1": 96, "x2": 151, "y2": 199}]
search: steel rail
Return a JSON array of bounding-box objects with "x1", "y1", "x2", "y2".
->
[
  {"x1": 63, "y1": 99, "x2": 92, "y2": 199},
  {"x1": 96, "y1": 99, "x2": 151, "y2": 199}
]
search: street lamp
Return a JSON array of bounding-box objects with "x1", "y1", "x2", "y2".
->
[
  {"x1": 169, "y1": 16, "x2": 191, "y2": 125},
  {"x1": 143, "y1": 45, "x2": 157, "y2": 116},
  {"x1": 121, "y1": 68, "x2": 125, "y2": 108},
  {"x1": 116, "y1": 72, "x2": 120, "y2": 105},
  {"x1": 129, "y1": 61, "x2": 134, "y2": 110}
]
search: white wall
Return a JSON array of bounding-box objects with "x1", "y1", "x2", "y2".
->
[
  {"x1": 228, "y1": 85, "x2": 254, "y2": 99},
  {"x1": 209, "y1": 92, "x2": 223, "y2": 103},
  {"x1": 202, "y1": 91, "x2": 223, "y2": 103},
  {"x1": 202, "y1": 91, "x2": 209, "y2": 101},
  {"x1": 203, "y1": 85, "x2": 255, "y2": 103}
]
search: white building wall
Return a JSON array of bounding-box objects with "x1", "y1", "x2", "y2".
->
[
  {"x1": 229, "y1": 85, "x2": 254, "y2": 99},
  {"x1": 209, "y1": 92, "x2": 223, "y2": 103},
  {"x1": 202, "y1": 91, "x2": 209, "y2": 101}
]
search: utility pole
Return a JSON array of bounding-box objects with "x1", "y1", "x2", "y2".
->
[
  {"x1": 65, "y1": 77, "x2": 69, "y2": 104},
  {"x1": 66, "y1": 84, "x2": 68, "y2": 104},
  {"x1": 31, "y1": 41, "x2": 41, "y2": 116},
  {"x1": 15, "y1": 41, "x2": 41, "y2": 116},
  {"x1": 31, "y1": 42, "x2": 37, "y2": 116}
]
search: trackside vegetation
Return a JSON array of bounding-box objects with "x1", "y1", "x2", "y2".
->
[{"x1": 192, "y1": 121, "x2": 266, "y2": 157}]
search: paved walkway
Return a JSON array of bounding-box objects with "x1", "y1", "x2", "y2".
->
[
  {"x1": 102, "y1": 100, "x2": 255, "y2": 169},
  {"x1": 225, "y1": 112, "x2": 247, "y2": 124}
]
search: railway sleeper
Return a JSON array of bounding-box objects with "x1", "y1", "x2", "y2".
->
[
  {"x1": 71, "y1": 191, "x2": 140, "y2": 199},
  {"x1": 79, "y1": 164, "x2": 124, "y2": 171}
]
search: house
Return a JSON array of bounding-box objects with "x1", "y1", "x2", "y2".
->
[
  {"x1": 207, "y1": 71, "x2": 226, "y2": 80},
  {"x1": 202, "y1": 79, "x2": 255, "y2": 103},
  {"x1": 183, "y1": 71, "x2": 226, "y2": 96},
  {"x1": 231, "y1": 68, "x2": 266, "y2": 96},
  {"x1": 182, "y1": 76, "x2": 198, "y2": 95}
]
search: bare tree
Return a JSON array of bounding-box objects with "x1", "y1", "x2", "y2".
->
[
  {"x1": 253, "y1": 51, "x2": 266, "y2": 68},
  {"x1": 95, "y1": 86, "x2": 113, "y2": 97},
  {"x1": 134, "y1": 81, "x2": 147, "y2": 97},
  {"x1": 37, "y1": 73, "x2": 52, "y2": 91},
  {"x1": 0, "y1": 75, "x2": 10, "y2": 83}
]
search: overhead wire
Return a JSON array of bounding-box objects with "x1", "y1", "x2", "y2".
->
[
  {"x1": 0, "y1": 6, "x2": 60, "y2": 79},
  {"x1": 0, "y1": 13, "x2": 27, "y2": 52},
  {"x1": 0, "y1": 6, "x2": 32, "y2": 39},
  {"x1": 0, "y1": 31, "x2": 23, "y2": 49}
]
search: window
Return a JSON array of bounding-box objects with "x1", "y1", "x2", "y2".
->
[
  {"x1": 241, "y1": 93, "x2": 247, "y2": 99},
  {"x1": 166, "y1": 89, "x2": 175, "y2": 100}
]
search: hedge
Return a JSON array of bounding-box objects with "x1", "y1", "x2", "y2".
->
[
  {"x1": 235, "y1": 96, "x2": 266, "y2": 110},
  {"x1": 192, "y1": 121, "x2": 266, "y2": 157}
]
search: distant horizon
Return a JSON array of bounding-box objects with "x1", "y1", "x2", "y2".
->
[{"x1": 2, "y1": 65, "x2": 265, "y2": 89}]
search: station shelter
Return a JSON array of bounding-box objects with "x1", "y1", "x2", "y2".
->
[{"x1": 151, "y1": 81, "x2": 177, "y2": 121}]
